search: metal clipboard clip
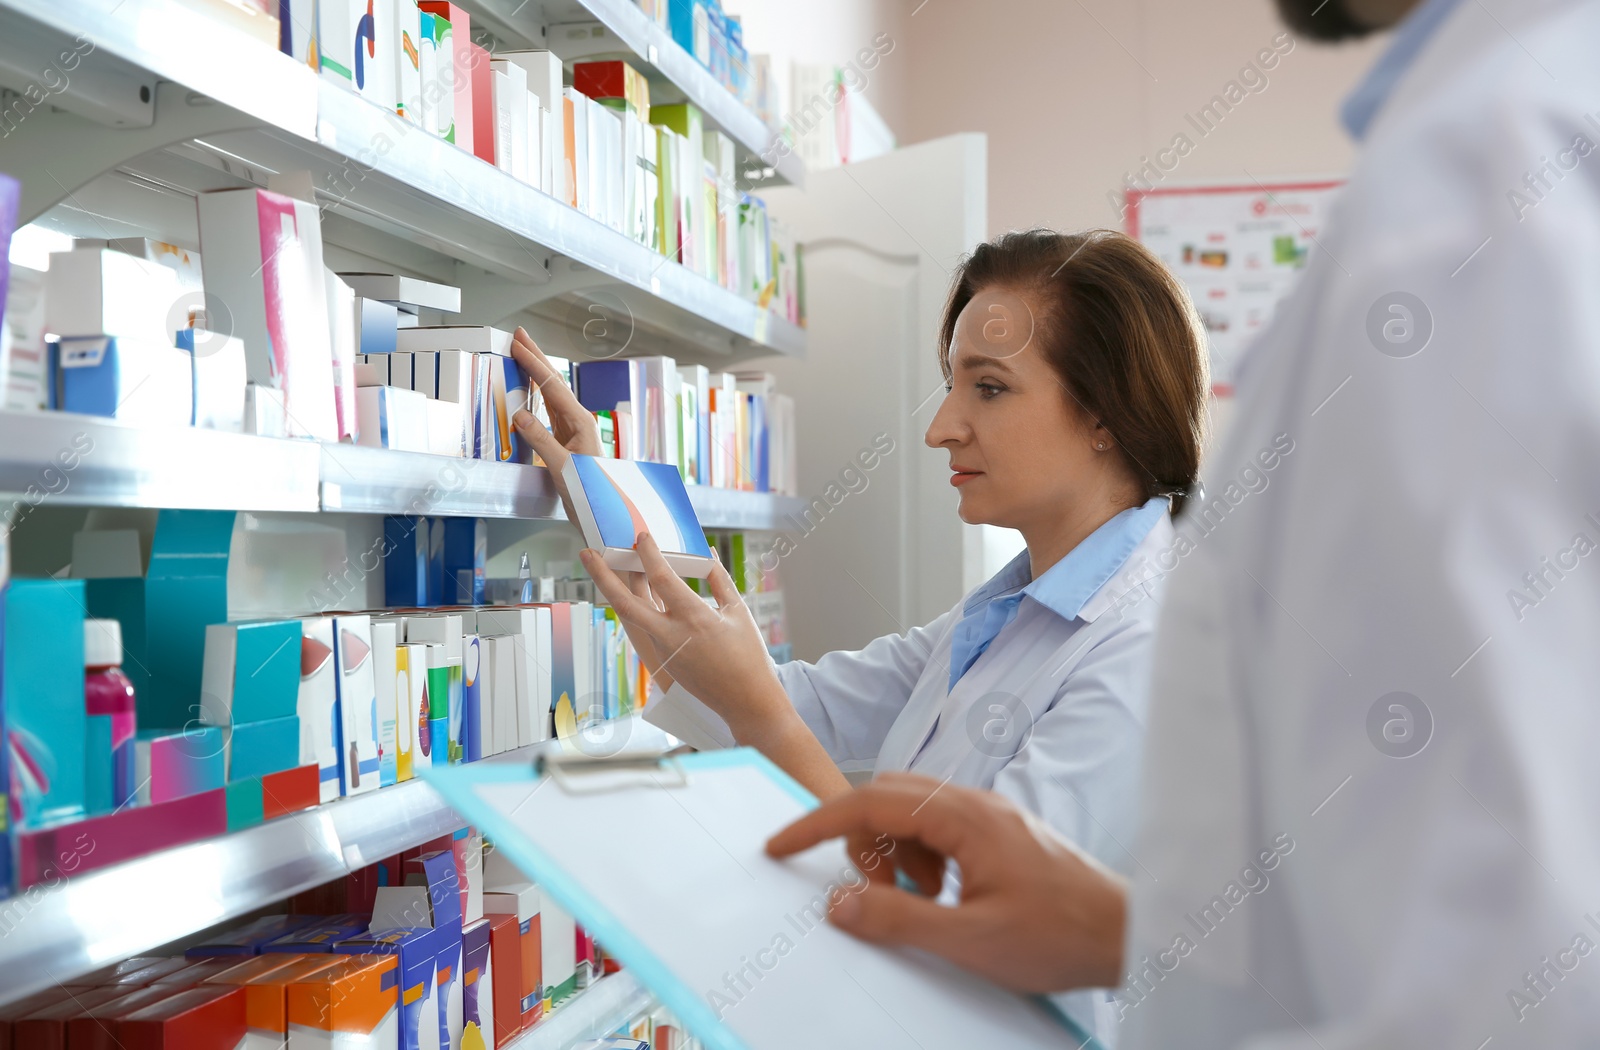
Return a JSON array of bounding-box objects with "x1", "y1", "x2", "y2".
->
[{"x1": 535, "y1": 750, "x2": 690, "y2": 795}]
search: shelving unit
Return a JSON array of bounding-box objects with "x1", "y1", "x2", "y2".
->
[
  {"x1": 0, "y1": 0, "x2": 806, "y2": 365},
  {"x1": 0, "y1": 760, "x2": 490, "y2": 1005},
  {"x1": 0, "y1": 0, "x2": 803, "y2": 1039},
  {"x1": 470, "y1": 0, "x2": 805, "y2": 188},
  {"x1": 512, "y1": 970, "x2": 653, "y2": 1050},
  {"x1": 0, "y1": 411, "x2": 805, "y2": 527}
]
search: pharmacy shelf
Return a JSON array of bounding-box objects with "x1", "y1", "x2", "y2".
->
[
  {"x1": 0, "y1": 0, "x2": 806, "y2": 364},
  {"x1": 0, "y1": 758, "x2": 497, "y2": 1007},
  {"x1": 511, "y1": 970, "x2": 655, "y2": 1050},
  {"x1": 0, "y1": 412, "x2": 806, "y2": 528},
  {"x1": 471, "y1": 0, "x2": 805, "y2": 188},
  {"x1": 0, "y1": 411, "x2": 323, "y2": 514}
]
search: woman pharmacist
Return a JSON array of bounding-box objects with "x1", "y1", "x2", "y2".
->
[
  {"x1": 510, "y1": 229, "x2": 1205, "y2": 1028},
  {"x1": 514, "y1": 225, "x2": 1205, "y2": 810}
]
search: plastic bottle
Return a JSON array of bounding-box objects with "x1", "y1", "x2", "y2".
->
[{"x1": 84, "y1": 618, "x2": 138, "y2": 809}]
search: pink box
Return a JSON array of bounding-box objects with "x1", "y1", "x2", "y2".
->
[
  {"x1": 16, "y1": 789, "x2": 226, "y2": 889},
  {"x1": 195, "y1": 188, "x2": 338, "y2": 441}
]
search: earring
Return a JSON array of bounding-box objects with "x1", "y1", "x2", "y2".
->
[{"x1": 1096, "y1": 441, "x2": 1108, "y2": 450}]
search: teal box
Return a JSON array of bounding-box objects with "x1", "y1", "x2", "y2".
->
[
  {"x1": 4, "y1": 578, "x2": 87, "y2": 827},
  {"x1": 85, "y1": 511, "x2": 234, "y2": 731},
  {"x1": 201, "y1": 620, "x2": 301, "y2": 726},
  {"x1": 228, "y1": 715, "x2": 300, "y2": 781},
  {"x1": 85, "y1": 716, "x2": 115, "y2": 815},
  {"x1": 143, "y1": 511, "x2": 234, "y2": 729}
]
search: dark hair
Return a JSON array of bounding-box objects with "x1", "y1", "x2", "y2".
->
[
  {"x1": 937, "y1": 228, "x2": 1208, "y2": 516},
  {"x1": 1273, "y1": 0, "x2": 1373, "y2": 41}
]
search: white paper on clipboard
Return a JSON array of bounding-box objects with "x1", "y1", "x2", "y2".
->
[{"x1": 422, "y1": 749, "x2": 1077, "y2": 1050}]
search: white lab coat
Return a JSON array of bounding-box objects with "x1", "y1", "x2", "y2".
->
[
  {"x1": 652, "y1": 517, "x2": 1175, "y2": 1041},
  {"x1": 1124, "y1": 2, "x2": 1600, "y2": 1047},
  {"x1": 649, "y1": 517, "x2": 1175, "y2": 876}
]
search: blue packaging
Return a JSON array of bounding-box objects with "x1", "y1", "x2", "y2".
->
[
  {"x1": 358, "y1": 297, "x2": 399, "y2": 355},
  {"x1": 441, "y1": 518, "x2": 486, "y2": 606},
  {"x1": 384, "y1": 516, "x2": 429, "y2": 607},
  {"x1": 228, "y1": 715, "x2": 301, "y2": 781}
]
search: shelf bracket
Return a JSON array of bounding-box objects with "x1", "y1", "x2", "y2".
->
[{"x1": 6, "y1": 82, "x2": 263, "y2": 224}]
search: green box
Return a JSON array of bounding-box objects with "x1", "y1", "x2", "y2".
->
[{"x1": 226, "y1": 777, "x2": 264, "y2": 832}]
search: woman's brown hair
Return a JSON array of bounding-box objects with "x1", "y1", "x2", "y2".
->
[{"x1": 937, "y1": 228, "x2": 1209, "y2": 516}]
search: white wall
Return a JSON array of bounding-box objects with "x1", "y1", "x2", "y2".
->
[
  {"x1": 898, "y1": 0, "x2": 1385, "y2": 237},
  {"x1": 724, "y1": 0, "x2": 913, "y2": 141},
  {"x1": 734, "y1": 0, "x2": 1385, "y2": 239}
]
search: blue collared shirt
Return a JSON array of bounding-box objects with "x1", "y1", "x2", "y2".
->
[
  {"x1": 1340, "y1": 0, "x2": 1464, "y2": 140},
  {"x1": 947, "y1": 497, "x2": 1168, "y2": 691}
]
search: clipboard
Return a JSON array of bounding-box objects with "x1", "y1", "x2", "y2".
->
[{"x1": 422, "y1": 748, "x2": 1101, "y2": 1050}]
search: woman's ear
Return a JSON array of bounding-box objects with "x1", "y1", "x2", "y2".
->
[{"x1": 1090, "y1": 421, "x2": 1115, "y2": 452}]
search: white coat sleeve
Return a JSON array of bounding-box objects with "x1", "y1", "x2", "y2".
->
[{"x1": 645, "y1": 607, "x2": 957, "y2": 763}]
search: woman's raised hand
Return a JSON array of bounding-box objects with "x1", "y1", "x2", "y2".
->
[{"x1": 509, "y1": 327, "x2": 601, "y2": 475}]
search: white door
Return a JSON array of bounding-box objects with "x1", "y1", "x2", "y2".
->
[{"x1": 759, "y1": 133, "x2": 991, "y2": 663}]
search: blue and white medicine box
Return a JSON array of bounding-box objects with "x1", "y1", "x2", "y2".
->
[
  {"x1": 59, "y1": 335, "x2": 193, "y2": 428},
  {"x1": 560, "y1": 454, "x2": 715, "y2": 577}
]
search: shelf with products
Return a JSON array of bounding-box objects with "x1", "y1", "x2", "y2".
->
[
  {"x1": 468, "y1": 0, "x2": 805, "y2": 188},
  {"x1": 0, "y1": 411, "x2": 806, "y2": 527},
  {"x1": 0, "y1": 0, "x2": 805, "y2": 366},
  {"x1": 0, "y1": 750, "x2": 511, "y2": 1007},
  {"x1": 510, "y1": 969, "x2": 655, "y2": 1050}
]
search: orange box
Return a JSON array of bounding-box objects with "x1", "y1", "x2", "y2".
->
[
  {"x1": 286, "y1": 954, "x2": 400, "y2": 1047},
  {"x1": 204, "y1": 954, "x2": 344, "y2": 1046},
  {"x1": 115, "y1": 985, "x2": 246, "y2": 1049},
  {"x1": 262, "y1": 763, "x2": 320, "y2": 819}
]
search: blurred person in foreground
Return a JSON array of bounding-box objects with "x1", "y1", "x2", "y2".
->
[{"x1": 769, "y1": 0, "x2": 1600, "y2": 1045}]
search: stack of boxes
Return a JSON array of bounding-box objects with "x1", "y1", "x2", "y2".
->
[{"x1": 572, "y1": 357, "x2": 798, "y2": 497}]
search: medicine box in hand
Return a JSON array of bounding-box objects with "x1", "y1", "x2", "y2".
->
[{"x1": 560, "y1": 454, "x2": 715, "y2": 577}]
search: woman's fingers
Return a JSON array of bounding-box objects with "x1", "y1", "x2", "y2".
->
[
  {"x1": 633, "y1": 532, "x2": 706, "y2": 617},
  {"x1": 511, "y1": 328, "x2": 600, "y2": 456},
  {"x1": 706, "y1": 549, "x2": 743, "y2": 611},
  {"x1": 512, "y1": 409, "x2": 567, "y2": 470},
  {"x1": 579, "y1": 548, "x2": 672, "y2": 636}
]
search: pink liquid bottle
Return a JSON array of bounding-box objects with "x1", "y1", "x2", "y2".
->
[{"x1": 84, "y1": 618, "x2": 137, "y2": 809}]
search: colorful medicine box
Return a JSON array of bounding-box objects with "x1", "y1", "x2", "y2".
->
[
  {"x1": 4, "y1": 578, "x2": 87, "y2": 828},
  {"x1": 186, "y1": 915, "x2": 321, "y2": 958},
  {"x1": 333, "y1": 614, "x2": 381, "y2": 796},
  {"x1": 201, "y1": 620, "x2": 302, "y2": 726},
  {"x1": 371, "y1": 621, "x2": 400, "y2": 787},
  {"x1": 461, "y1": 918, "x2": 495, "y2": 1047},
  {"x1": 333, "y1": 927, "x2": 440, "y2": 1050},
  {"x1": 262, "y1": 917, "x2": 370, "y2": 954},
  {"x1": 58, "y1": 335, "x2": 195, "y2": 428},
  {"x1": 261, "y1": 762, "x2": 320, "y2": 819},
  {"x1": 15, "y1": 788, "x2": 225, "y2": 889},
  {"x1": 204, "y1": 954, "x2": 343, "y2": 1050},
  {"x1": 482, "y1": 883, "x2": 542, "y2": 1029},
  {"x1": 135, "y1": 727, "x2": 225, "y2": 805},
  {"x1": 114, "y1": 984, "x2": 247, "y2": 1049},
  {"x1": 225, "y1": 777, "x2": 264, "y2": 831},
  {"x1": 285, "y1": 955, "x2": 400, "y2": 1049},
  {"x1": 485, "y1": 912, "x2": 532, "y2": 1043},
  {"x1": 226, "y1": 715, "x2": 300, "y2": 782},
  {"x1": 297, "y1": 617, "x2": 342, "y2": 802},
  {"x1": 383, "y1": 516, "x2": 430, "y2": 608},
  {"x1": 195, "y1": 188, "x2": 339, "y2": 441}
]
